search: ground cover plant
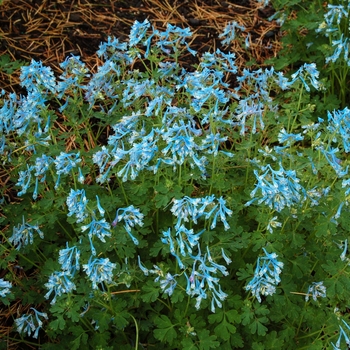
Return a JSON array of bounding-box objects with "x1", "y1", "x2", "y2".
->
[{"x1": 2, "y1": 0, "x2": 350, "y2": 349}]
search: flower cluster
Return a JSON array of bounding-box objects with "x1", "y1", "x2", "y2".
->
[
  {"x1": 15, "y1": 308, "x2": 48, "y2": 339},
  {"x1": 245, "y1": 163, "x2": 307, "y2": 212},
  {"x1": 245, "y1": 248, "x2": 284, "y2": 303},
  {"x1": 0, "y1": 278, "x2": 12, "y2": 297},
  {"x1": 9, "y1": 217, "x2": 44, "y2": 250},
  {"x1": 305, "y1": 281, "x2": 327, "y2": 302}
]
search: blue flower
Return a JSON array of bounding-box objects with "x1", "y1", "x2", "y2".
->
[
  {"x1": 16, "y1": 165, "x2": 34, "y2": 196},
  {"x1": 317, "y1": 146, "x2": 348, "y2": 177},
  {"x1": 137, "y1": 256, "x2": 149, "y2": 276},
  {"x1": 20, "y1": 59, "x2": 56, "y2": 94},
  {"x1": 9, "y1": 217, "x2": 44, "y2": 250},
  {"x1": 305, "y1": 281, "x2": 327, "y2": 302},
  {"x1": 278, "y1": 128, "x2": 304, "y2": 145},
  {"x1": 326, "y1": 34, "x2": 349, "y2": 64},
  {"x1": 57, "y1": 55, "x2": 89, "y2": 99},
  {"x1": 15, "y1": 307, "x2": 48, "y2": 339},
  {"x1": 332, "y1": 320, "x2": 350, "y2": 349},
  {"x1": 180, "y1": 246, "x2": 229, "y2": 312},
  {"x1": 117, "y1": 129, "x2": 158, "y2": 182},
  {"x1": 170, "y1": 196, "x2": 202, "y2": 229},
  {"x1": 288, "y1": 63, "x2": 320, "y2": 91},
  {"x1": 219, "y1": 21, "x2": 245, "y2": 45},
  {"x1": 129, "y1": 19, "x2": 151, "y2": 47},
  {"x1": 44, "y1": 271, "x2": 76, "y2": 304},
  {"x1": 54, "y1": 152, "x2": 82, "y2": 189},
  {"x1": 245, "y1": 248, "x2": 284, "y2": 303},
  {"x1": 66, "y1": 189, "x2": 89, "y2": 223},
  {"x1": 112, "y1": 205, "x2": 144, "y2": 245},
  {"x1": 245, "y1": 163, "x2": 306, "y2": 212},
  {"x1": 203, "y1": 196, "x2": 233, "y2": 231},
  {"x1": 58, "y1": 243, "x2": 80, "y2": 276},
  {"x1": 81, "y1": 218, "x2": 111, "y2": 255},
  {"x1": 159, "y1": 273, "x2": 178, "y2": 296},
  {"x1": 97, "y1": 36, "x2": 128, "y2": 60},
  {"x1": 83, "y1": 257, "x2": 116, "y2": 290},
  {"x1": 327, "y1": 107, "x2": 350, "y2": 153},
  {"x1": 154, "y1": 23, "x2": 195, "y2": 56},
  {"x1": 266, "y1": 216, "x2": 282, "y2": 233},
  {"x1": 0, "y1": 278, "x2": 12, "y2": 297}
]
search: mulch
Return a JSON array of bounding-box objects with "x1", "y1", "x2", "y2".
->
[{"x1": 0, "y1": 0, "x2": 282, "y2": 92}]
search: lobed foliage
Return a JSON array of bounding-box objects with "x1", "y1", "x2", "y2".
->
[{"x1": 1, "y1": 1, "x2": 350, "y2": 348}]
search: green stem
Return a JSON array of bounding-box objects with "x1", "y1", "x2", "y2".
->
[{"x1": 130, "y1": 314, "x2": 139, "y2": 350}]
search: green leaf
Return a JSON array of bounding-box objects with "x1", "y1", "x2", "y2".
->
[
  {"x1": 181, "y1": 337, "x2": 198, "y2": 350},
  {"x1": 141, "y1": 281, "x2": 159, "y2": 303},
  {"x1": 249, "y1": 316, "x2": 268, "y2": 336},
  {"x1": 214, "y1": 320, "x2": 236, "y2": 341},
  {"x1": 225, "y1": 309, "x2": 241, "y2": 325},
  {"x1": 49, "y1": 315, "x2": 66, "y2": 331},
  {"x1": 70, "y1": 328, "x2": 88, "y2": 350},
  {"x1": 197, "y1": 329, "x2": 220, "y2": 350},
  {"x1": 154, "y1": 315, "x2": 177, "y2": 344}
]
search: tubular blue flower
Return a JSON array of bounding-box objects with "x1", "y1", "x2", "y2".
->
[
  {"x1": 54, "y1": 152, "x2": 82, "y2": 188},
  {"x1": 154, "y1": 23, "x2": 195, "y2": 56},
  {"x1": 81, "y1": 218, "x2": 111, "y2": 255},
  {"x1": 0, "y1": 278, "x2": 12, "y2": 297},
  {"x1": 245, "y1": 163, "x2": 306, "y2": 212},
  {"x1": 117, "y1": 129, "x2": 158, "y2": 182},
  {"x1": 16, "y1": 165, "x2": 34, "y2": 196},
  {"x1": 199, "y1": 195, "x2": 233, "y2": 230},
  {"x1": 171, "y1": 196, "x2": 202, "y2": 229},
  {"x1": 201, "y1": 132, "x2": 229, "y2": 156},
  {"x1": 221, "y1": 248, "x2": 232, "y2": 265},
  {"x1": 200, "y1": 49, "x2": 237, "y2": 74},
  {"x1": 327, "y1": 107, "x2": 350, "y2": 153},
  {"x1": 97, "y1": 36, "x2": 129, "y2": 60},
  {"x1": 332, "y1": 320, "x2": 350, "y2": 349},
  {"x1": 0, "y1": 92, "x2": 17, "y2": 134},
  {"x1": 57, "y1": 55, "x2": 89, "y2": 99},
  {"x1": 112, "y1": 205, "x2": 144, "y2": 245},
  {"x1": 34, "y1": 154, "x2": 54, "y2": 181},
  {"x1": 340, "y1": 239, "x2": 348, "y2": 261},
  {"x1": 161, "y1": 228, "x2": 186, "y2": 269},
  {"x1": 44, "y1": 271, "x2": 76, "y2": 304},
  {"x1": 66, "y1": 188, "x2": 89, "y2": 223},
  {"x1": 83, "y1": 257, "x2": 116, "y2": 290},
  {"x1": 137, "y1": 256, "x2": 149, "y2": 276},
  {"x1": 185, "y1": 246, "x2": 229, "y2": 312},
  {"x1": 20, "y1": 59, "x2": 56, "y2": 94},
  {"x1": 159, "y1": 119, "x2": 206, "y2": 173},
  {"x1": 266, "y1": 216, "x2": 282, "y2": 233},
  {"x1": 326, "y1": 34, "x2": 349, "y2": 64},
  {"x1": 159, "y1": 273, "x2": 178, "y2": 296},
  {"x1": 245, "y1": 248, "x2": 284, "y2": 303},
  {"x1": 9, "y1": 217, "x2": 44, "y2": 250},
  {"x1": 84, "y1": 59, "x2": 122, "y2": 109},
  {"x1": 15, "y1": 308, "x2": 48, "y2": 339},
  {"x1": 278, "y1": 128, "x2": 304, "y2": 145},
  {"x1": 317, "y1": 146, "x2": 348, "y2": 177},
  {"x1": 288, "y1": 63, "x2": 320, "y2": 91},
  {"x1": 96, "y1": 195, "x2": 105, "y2": 216},
  {"x1": 233, "y1": 97, "x2": 266, "y2": 135},
  {"x1": 129, "y1": 19, "x2": 151, "y2": 47},
  {"x1": 58, "y1": 243, "x2": 80, "y2": 276},
  {"x1": 305, "y1": 281, "x2": 327, "y2": 302},
  {"x1": 219, "y1": 21, "x2": 245, "y2": 45}
]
